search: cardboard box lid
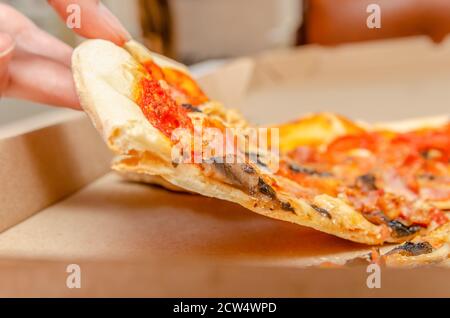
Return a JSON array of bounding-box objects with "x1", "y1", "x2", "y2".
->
[
  {"x1": 199, "y1": 36, "x2": 450, "y2": 125},
  {"x1": 0, "y1": 37, "x2": 449, "y2": 296},
  {"x1": 0, "y1": 111, "x2": 112, "y2": 234}
]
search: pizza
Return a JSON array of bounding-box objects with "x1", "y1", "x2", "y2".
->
[
  {"x1": 72, "y1": 39, "x2": 449, "y2": 266},
  {"x1": 276, "y1": 114, "x2": 450, "y2": 267}
]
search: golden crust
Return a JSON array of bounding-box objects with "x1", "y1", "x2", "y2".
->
[{"x1": 116, "y1": 170, "x2": 187, "y2": 192}]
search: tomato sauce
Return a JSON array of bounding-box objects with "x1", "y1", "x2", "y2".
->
[
  {"x1": 135, "y1": 60, "x2": 212, "y2": 138},
  {"x1": 162, "y1": 68, "x2": 209, "y2": 106},
  {"x1": 142, "y1": 61, "x2": 208, "y2": 106},
  {"x1": 137, "y1": 76, "x2": 193, "y2": 138}
]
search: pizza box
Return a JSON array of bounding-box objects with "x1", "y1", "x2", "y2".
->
[{"x1": 0, "y1": 36, "x2": 449, "y2": 297}]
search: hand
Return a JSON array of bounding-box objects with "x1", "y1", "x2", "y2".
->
[{"x1": 0, "y1": 0, "x2": 130, "y2": 110}]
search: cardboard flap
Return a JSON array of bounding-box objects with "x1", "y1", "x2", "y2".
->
[
  {"x1": 198, "y1": 57, "x2": 255, "y2": 108},
  {"x1": 0, "y1": 112, "x2": 111, "y2": 234},
  {"x1": 231, "y1": 36, "x2": 450, "y2": 125},
  {"x1": 1, "y1": 257, "x2": 449, "y2": 297}
]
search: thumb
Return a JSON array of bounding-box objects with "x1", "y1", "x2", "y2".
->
[{"x1": 0, "y1": 33, "x2": 15, "y2": 95}]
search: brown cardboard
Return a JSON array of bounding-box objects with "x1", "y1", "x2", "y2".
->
[
  {"x1": 1, "y1": 258, "x2": 449, "y2": 297},
  {"x1": 0, "y1": 172, "x2": 370, "y2": 264},
  {"x1": 0, "y1": 112, "x2": 111, "y2": 234},
  {"x1": 200, "y1": 36, "x2": 450, "y2": 125},
  {"x1": 0, "y1": 37, "x2": 449, "y2": 297}
]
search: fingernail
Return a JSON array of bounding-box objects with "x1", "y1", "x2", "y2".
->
[{"x1": 98, "y1": 3, "x2": 132, "y2": 44}]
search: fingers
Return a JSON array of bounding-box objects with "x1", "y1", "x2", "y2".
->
[
  {"x1": 15, "y1": 28, "x2": 73, "y2": 67},
  {"x1": 1, "y1": 1, "x2": 130, "y2": 109},
  {"x1": 0, "y1": 3, "x2": 35, "y2": 34},
  {"x1": 0, "y1": 4, "x2": 79, "y2": 108},
  {"x1": 5, "y1": 54, "x2": 81, "y2": 110},
  {"x1": 48, "y1": 0, "x2": 131, "y2": 46},
  {"x1": 0, "y1": 3, "x2": 72, "y2": 66},
  {"x1": 0, "y1": 33, "x2": 14, "y2": 95}
]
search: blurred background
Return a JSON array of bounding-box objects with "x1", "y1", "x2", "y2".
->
[{"x1": 2, "y1": 0, "x2": 450, "y2": 125}]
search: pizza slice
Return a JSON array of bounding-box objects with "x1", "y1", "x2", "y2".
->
[{"x1": 72, "y1": 40, "x2": 449, "y2": 251}]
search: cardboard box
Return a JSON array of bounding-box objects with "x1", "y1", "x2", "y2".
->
[{"x1": 0, "y1": 37, "x2": 449, "y2": 297}]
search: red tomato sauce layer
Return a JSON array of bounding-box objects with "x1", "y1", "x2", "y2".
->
[{"x1": 137, "y1": 76, "x2": 193, "y2": 138}]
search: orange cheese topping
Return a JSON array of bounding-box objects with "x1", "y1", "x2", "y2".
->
[{"x1": 142, "y1": 61, "x2": 208, "y2": 106}]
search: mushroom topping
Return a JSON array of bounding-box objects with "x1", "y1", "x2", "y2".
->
[
  {"x1": 310, "y1": 204, "x2": 332, "y2": 219},
  {"x1": 386, "y1": 241, "x2": 433, "y2": 257},
  {"x1": 388, "y1": 220, "x2": 422, "y2": 238},
  {"x1": 355, "y1": 173, "x2": 378, "y2": 191}
]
